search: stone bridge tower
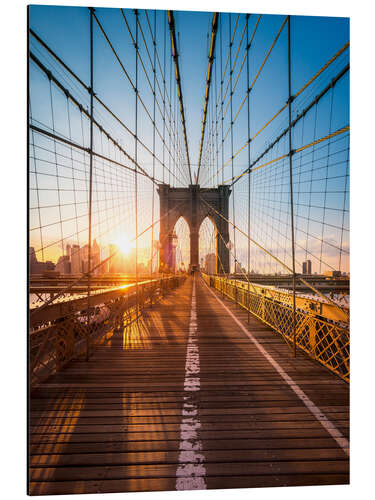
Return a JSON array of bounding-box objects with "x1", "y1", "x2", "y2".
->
[{"x1": 158, "y1": 184, "x2": 231, "y2": 273}]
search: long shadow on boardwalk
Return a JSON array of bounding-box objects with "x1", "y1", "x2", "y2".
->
[{"x1": 29, "y1": 280, "x2": 193, "y2": 495}]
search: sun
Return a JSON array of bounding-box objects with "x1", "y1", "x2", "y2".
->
[{"x1": 114, "y1": 234, "x2": 134, "y2": 255}]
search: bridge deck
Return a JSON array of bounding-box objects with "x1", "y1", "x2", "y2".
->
[{"x1": 29, "y1": 276, "x2": 349, "y2": 495}]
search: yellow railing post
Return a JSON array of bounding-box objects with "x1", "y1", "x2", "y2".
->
[{"x1": 309, "y1": 318, "x2": 317, "y2": 359}]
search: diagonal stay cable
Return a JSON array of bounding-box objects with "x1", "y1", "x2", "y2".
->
[
  {"x1": 207, "y1": 63, "x2": 349, "y2": 187},
  {"x1": 92, "y1": 10, "x2": 187, "y2": 186},
  {"x1": 144, "y1": 8, "x2": 190, "y2": 173},
  {"x1": 199, "y1": 195, "x2": 349, "y2": 320},
  {"x1": 200, "y1": 13, "x2": 247, "y2": 187},
  {"x1": 226, "y1": 125, "x2": 349, "y2": 185},
  {"x1": 29, "y1": 29, "x2": 186, "y2": 186},
  {"x1": 29, "y1": 51, "x2": 163, "y2": 186},
  {"x1": 230, "y1": 41, "x2": 350, "y2": 166},
  {"x1": 206, "y1": 39, "x2": 348, "y2": 187},
  {"x1": 212, "y1": 13, "x2": 240, "y2": 114},
  {"x1": 29, "y1": 124, "x2": 164, "y2": 184},
  {"x1": 30, "y1": 201, "x2": 186, "y2": 316},
  {"x1": 209, "y1": 15, "x2": 287, "y2": 173},
  {"x1": 121, "y1": 9, "x2": 189, "y2": 186},
  {"x1": 214, "y1": 220, "x2": 295, "y2": 352}
]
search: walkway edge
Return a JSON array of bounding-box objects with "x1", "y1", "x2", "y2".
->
[{"x1": 202, "y1": 277, "x2": 349, "y2": 457}]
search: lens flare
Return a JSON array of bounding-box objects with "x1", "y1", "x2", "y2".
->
[{"x1": 114, "y1": 234, "x2": 134, "y2": 255}]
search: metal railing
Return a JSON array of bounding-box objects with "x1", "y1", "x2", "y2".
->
[
  {"x1": 29, "y1": 275, "x2": 186, "y2": 387},
  {"x1": 202, "y1": 273, "x2": 349, "y2": 382}
]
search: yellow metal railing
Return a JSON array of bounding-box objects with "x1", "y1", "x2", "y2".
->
[
  {"x1": 202, "y1": 274, "x2": 349, "y2": 382},
  {"x1": 29, "y1": 275, "x2": 186, "y2": 387}
]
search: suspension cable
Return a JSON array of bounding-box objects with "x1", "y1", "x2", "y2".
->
[
  {"x1": 121, "y1": 9, "x2": 188, "y2": 181},
  {"x1": 212, "y1": 64, "x2": 349, "y2": 187},
  {"x1": 29, "y1": 51, "x2": 171, "y2": 185},
  {"x1": 205, "y1": 47, "x2": 349, "y2": 187},
  {"x1": 92, "y1": 10, "x2": 188, "y2": 186},
  {"x1": 168, "y1": 10, "x2": 192, "y2": 185},
  {"x1": 196, "y1": 12, "x2": 219, "y2": 184},
  {"x1": 30, "y1": 28, "x2": 186, "y2": 184},
  {"x1": 199, "y1": 195, "x2": 349, "y2": 320},
  {"x1": 226, "y1": 125, "x2": 349, "y2": 184}
]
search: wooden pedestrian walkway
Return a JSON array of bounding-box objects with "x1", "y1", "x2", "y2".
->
[{"x1": 28, "y1": 275, "x2": 349, "y2": 495}]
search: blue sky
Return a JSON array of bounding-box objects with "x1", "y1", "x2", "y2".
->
[{"x1": 29, "y1": 5, "x2": 349, "y2": 273}]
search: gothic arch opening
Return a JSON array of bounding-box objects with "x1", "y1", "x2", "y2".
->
[
  {"x1": 172, "y1": 216, "x2": 190, "y2": 273},
  {"x1": 199, "y1": 217, "x2": 217, "y2": 274}
]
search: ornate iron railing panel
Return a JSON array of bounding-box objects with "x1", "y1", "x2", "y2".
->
[
  {"x1": 203, "y1": 274, "x2": 349, "y2": 382},
  {"x1": 29, "y1": 276, "x2": 186, "y2": 387}
]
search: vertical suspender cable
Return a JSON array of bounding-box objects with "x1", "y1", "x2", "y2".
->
[
  {"x1": 174, "y1": 57, "x2": 178, "y2": 187},
  {"x1": 220, "y1": 18, "x2": 224, "y2": 186},
  {"x1": 319, "y1": 87, "x2": 334, "y2": 273},
  {"x1": 151, "y1": 10, "x2": 156, "y2": 276},
  {"x1": 229, "y1": 13, "x2": 236, "y2": 283},
  {"x1": 87, "y1": 7, "x2": 94, "y2": 361},
  {"x1": 162, "y1": 12, "x2": 166, "y2": 185},
  {"x1": 169, "y1": 44, "x2": 172, "y2": 186},
  {"x1": 215, "y1": 43, "x2": 219, "y2": 188},
  {"x1": 246, "y1": 14, "x2": 251, "y2": 322},
  {"x1": 135, "y1": 10, "x2": 139, "y2": 317},
  {"x1": 287, "y1": 15, "x2": 297, "y2": 357}
]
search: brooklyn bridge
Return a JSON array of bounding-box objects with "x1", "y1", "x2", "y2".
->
[{"x1": 28, "y1": 6, "x2": 349, "y2": 495}]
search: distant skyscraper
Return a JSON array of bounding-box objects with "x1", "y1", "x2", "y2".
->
[
  {"x1": 302, "y1": 260, "x2": 312, "y2": 274},
  {"x1": 55, "y1": 255, "x2": 70, "y2": 274},
  {"x1": 92, "y1": 239, "x2": 100, "y2": 275},
  {"x1": 164, "y1": 232, "x2": 177, "y2": 272},
  {"x1": 205, "y1": 253, "x2": 216, "y2": 274},
  {"x1": 29, "y1": 247, "x2": 37, "y2": 266},
  {"x1": 29, "y1": 247, "x2": 56, "y2": 274},
  {"x1": 80, "y1": 244, "x2": 89, "y2": 273},
  {"x1": 66, "y1": 244, "x2": 72, "y2": 259},
  {"x1": 71, "y1": 244, "x2": 81, "y2": 274},
  {"x1": 235, "y1": 260, "x2": 244, "y2": 274}
]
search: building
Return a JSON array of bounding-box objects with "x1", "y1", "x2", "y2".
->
[
  {"x1": 169, "y1": 232, "x2": 177, "y2": 272},
  {"x1": 66, "y1": 244, "x2": 72, "y2": 260},
  {"x1": 71, "y1": 244, "x2": 81, "y2": 274},
  {"x1": 324, "y1": 270, "x2": 341, "y2": 278},
  {"x1": 29, "y1": 247, "x2": 55, "y2": 274},
  {"x1": 302, "y1": 260, "x2": 312, "y2": 275},
  {"x1": 205, "y1": 253, "x2": 216, "y2": 274},
  {"x1": 91, "y1": 239, "x2": 101, "y2": 275},
  {"x1": 235, "y1": 260, "x2": 245, "y2": 274},
  {"x1": 55, "y1": 255, "x2": 71, "y2": 274}
]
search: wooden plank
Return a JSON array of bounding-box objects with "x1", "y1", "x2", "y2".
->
[
  {"x1": 29, "y1": 460, "x2": 349, "y2": 482},
  {"x1": 29, "y1": 474, "x2": 348, "y2": 495},
  {"x1": 28, "y1": 427, "x2": 349, "y2": 444},
  {"x1": 28, "y1": 276, "x2": 349, "y2": 495},
  {"x1": 29, "y1": 436, "x2": 347, "y2": 455}
]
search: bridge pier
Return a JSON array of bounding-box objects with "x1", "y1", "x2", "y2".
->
[{"x1": 158, "y1": 184, "x2": 231, "y2": 273}]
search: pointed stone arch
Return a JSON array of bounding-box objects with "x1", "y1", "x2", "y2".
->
[{"x1": 158, "y1": 184, "x2": 230, "y2": 273}]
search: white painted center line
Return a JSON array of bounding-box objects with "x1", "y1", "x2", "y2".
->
[
  {"x1": 176, "y1": 276, "x2": 207, "y2": 490},
  {"x1": 203, "y1": 278, "x2": 349, "y2": 457}
]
